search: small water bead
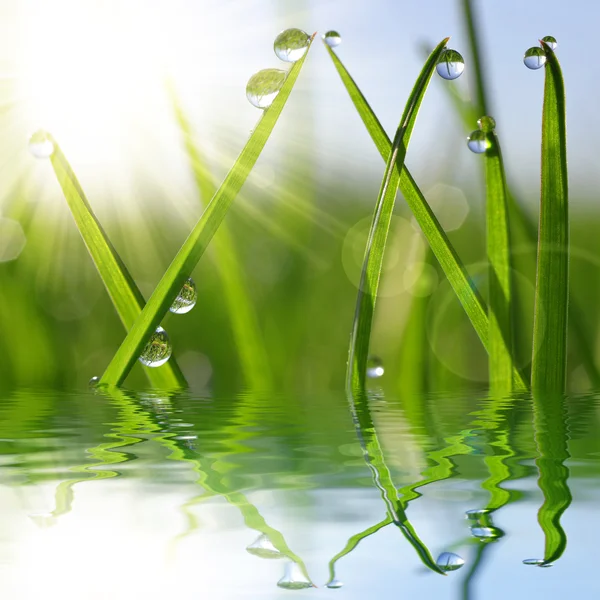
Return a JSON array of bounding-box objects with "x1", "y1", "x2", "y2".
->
[
  {"x1": 273, "y1": 28, "x2": 310, "y2": 62},
  {"x1": 277, "y1": 562, "x2": 314, "y2": 590},
  {"x1": 436, "y1": 552, "x2": 465, "y2": 572},
  {"x1": 323, "y1": 30, "x2": 342, "y2": 47},
  {"x1": 436, "y1": 49, "x2": 465, "y2": 80},
  {"x1": 470, "y1": 526, "x2": 503, "y2": 541},
  {"x1": 246, "y1": 69, "x2": 287, "y2": 109},
  {"x1": 88, "y1": 376, "x2": 100, "y2": 388},
  {"x1": 523, "y1": 558, "x2": 553, "y2": 567},
  {"x1": 541, "y1": 35, "x2": 558, "y2": 50},
  {"x1": 247, "y1": 534, "x2": 284, "y2": 559},
  {"x1": 524, "y1": 47, "x2": 546, "y2": 70},
  {"x1": 366, "y1": 356, "x2": 384, "y2": 379},
  {"x1": 139, "y1": 326, "x2": 172, "y2": 368},
  {"x1": 28, "y1": 130, "x2": 54, "y2": 158},
  {"x1": 169, "y1": 278, "x2": 197, "y2": 314},
  {"x1": 477, "y1": 115, "x2": 496, "y2": 133},
  {"x1": 326, "y1": 579, "x2": 344, "y2": 589},
  {"x1": 467, "y1": 130, "x2": 489, "y2": 154}
]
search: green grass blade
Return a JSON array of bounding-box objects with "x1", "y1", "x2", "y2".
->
[
  {"x1": 461, "y1": 0, "x2": 488, "y2": 115},
  {"x1": 531, "y1": 43, "x2": 569, "y2": 394},
  {"x1": 484, "y1": 128, "x2": 513, "y2": 393},
  {"x1": 325, "y1": 44, "x2": 527, "y2": 391},
  {"x1": 346, "y1": 37, "x2": 450, "y2": 394},
  {"x1": 48, "y1": 140, "x2": 187, "y2": 389},
  {"x1": 99, "y1": 37, "x2": 315, "y2": 387},
  {"x1": 169, "y1": 88, "x2": 272, "y2": 390}
]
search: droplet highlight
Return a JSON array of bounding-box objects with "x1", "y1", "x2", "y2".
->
[
  {"x1": 436, "y1": 49, "x2": 465, "y2": 80},
  {"x1": 323, "y1": 30, "x2": 342, "y2": 47},
  {"x1": 28, "y1": 130, "x2": 54, "y2": 158},
  {"x1": 139, "y1": 326, "x2": 172, "y2": 368},
  {"x1": 477, "y1": 115, "x2": 496, "y2": 133},
  {"x1": 170, "y1": 278, "x2": 197, "y2": 314},
  {"x1": 436, "y1": 552, "x2": 465, "y2": 572},
  {"x1": 89, "y1": 376, "x2": 100, "y2": 388},
  {"x1": 541, "y1": 36, "x2": 557, "y2": 50},
  {"x1": 246, "y1": 534, "x2": 284, "y2": 559},
  {"x1": 326, "y1": 579, "x2": 344, "y2": 589},
  {"x1": 367, "y1": 356, "x2": 384, "y2": 379},
  {"x1": 467, "y1": 130, "x2": 489, "y2": 154},
  {"x1": 273, "y1": 28, "x2": 310, "y2": 62},
  {"x1": 277, "y1": 562, "x2": 314, "y2": 590},
  {"x1": 246, "y1": 69, "x2": 287, "y2": 109},
  {"x1": 524, "y1": 47, "x2": 546, "y2": 70}
]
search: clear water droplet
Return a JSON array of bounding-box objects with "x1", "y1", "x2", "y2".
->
[
  {"x1": 169, "y1": 278, "x2": 197, "y2": 314},
  {"x1": 139, "y1": 326, "x2": 172, "y2": 368},
  {"x1": 323, "y1": 30, "x2": 342, "y2": 47},
  {"x1": 436, "y1": 49, "x2": 465, "y2": 80},
  {"x1": 326, "y1": 579, "x2": 344, "y2": 589},
  {"x1": 470, "y1": 526, "x2": 502, "y2": 541},
  {"x1": 247, "y1": 534, "x2": 285, "y2": 559},
  {"x1": 465, "y1": 508, "x2": 490, "y2": 520},
  {"x1": 366, "y1": 356, "x2": 384, "y2": 379},
  {"x1": 273, "y1": 28, "x2": 310, "y2": 62},
  {"x1": 436, "y1": 552, "x2": 465, "y2": 572},
  {"x1": 28, "y1": 130, "x2": 54, "y2": 158},
  {"x1": 246, "y1": 69, "x2": 287, "y2": 109},
  {"x1": 524, "y1": 47, "x2": 546, "y2": 70},
  {"x1": 467, "y1": 130, "x2": 489, "y2": 154},
  {"x1": 277, "y1": 562, "x2": 314, "y2": 590},
  {"x1": 89, "y1": 376, "x2": 100, "y2": 388},
  {"x1": 541, "y1": 36, "x2": 557, "y2": 50},
  {"x1": 477, "y1": 115, "x2": 496, "y2": 133},
  {"x1": 523, "y1": 558, "x2": 553, "y2": 567}
]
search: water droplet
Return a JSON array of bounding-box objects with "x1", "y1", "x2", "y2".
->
[
  {"x1": 541, "y1": 36, "x2": 557, "y2": 50},
  {"x1": 366, "y1": 356, "x2": 384, "y2": 379},
  {"x1": 523, "y1": 558, "x2": 553, "y2": 567},
  {"x1": 169, "y1": 278, "x2": 197, "y2": 314},
  {"x1": 467, "y1": 130, "x2": 489, "y2": 154},
  {"x1": 28, "y1": 130, "x2": 54, "y2": 158},
  {"x1": 465, "y1": 508, "x2": 490, "y2": 520},
  {"x1": 326, "y1": 579, "x2": 344, "y2": 589},
  {"x1": 273, "y1": 28, "x2": 310, "y2": 62},
  {"x1": 246, "y1": 534, "x2": 284, "y2": 559},
  {"x1": 524, "y1": 47, "x2": 546, "y2": 70},
  {"x1": 436, "y1": 49, "x2": 465, "y2": 80},
  {"x1": 89, "y1": 376, "x2": 100, "y2": 388},
  {"x1": 277, "y1": 562, "x2": 314, "y2": 590},
  {"x1": 436, "y1": 552, "x2": 465, "y2": 572},
  {"x1": 477, "y1": 115, "x2": 496, "y2": 133},
  {"x1": 323, "y1": 30, "x2": 342, "y2": 47},
  {"x1": 246, "y1": 69, "x2": 287, "y2": 109},
  {"x1": 139, "y1": 326, "x2": 172, "y2": 368},
  {"x1": 470, "y1": 526, "x2": 503, "y2": 541}
]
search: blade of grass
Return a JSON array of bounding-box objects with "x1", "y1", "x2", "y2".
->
[
  {"x1": 99, "y1": 36, "x2": 315, "y2": 387},
  {"x1": 531, "y1": 42, "x2": 569, "y2": 394},
  {"x1": 169, "y1": 87, "x2": 272, "y2": 390},
  {"x1": 346, "y1": 37, "x2": 449, "y2": 394},
  {"x1": 324, "y1": 44, "x2": 527, "y2": 391},
  {"x1": 48, "y1": 140, "x2": 187, "y2": 389}
]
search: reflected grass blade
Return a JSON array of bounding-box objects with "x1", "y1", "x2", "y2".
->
[
  {"x1": 345, "y1": 37, "x2": 450, "y2": 394},
  {"x1": 49, "y1": 141, "x2": 187, "y2": 389},
  {"x1": 532, "y1": 43, "x2": 569, "y2": 394},
  {"x1": 100, "y1": 37, "x2": 315, "y2": 387},
  {"x1": 325, "y1": 44, "x2": 527, "y2": 391}
]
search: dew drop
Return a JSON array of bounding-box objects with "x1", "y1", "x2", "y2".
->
[
  {"x1": 326, "y1": 579, "x2": 344, "y2": 589},
  {"x1": 246, "y1": 534, "x2": 284, "y2": 559},
  {"x1": 170, "y1": 278, "x2": 197, "y2": 314},
  {"x1": 246, "y1": 69, "x2": 287, "y2": 109},
  {"x1": 467, "y1": 130, "x2": 488, "y2": 154},
  {"x1": 524, "y1": 47, "x2": 546, "y2": 70},
  {"x1": 470, "y1": 526, "x2": 503, "y2": 541},
  {"x1": 323, "y1": 30, "x2": 342, "y2": 47},
  {"x1": 541, "y1": 35, "x2": 557, "y2": 50},
  {"x1": 89, "y1": 376, "x2": 100, "y2": 388},
  {"x1": 28, "y1": 130, "x2": 54, "y2": 158},
  {"x1": 139, "y1": 326, "x2": 172, "y2": 368},
  {"x1": 366, "y1": 356, "x2": 384, "y2": 379},
  {"x1": 273, "y1": 28, "x2": 310, "y2": 62},
  {"x1": 436, "y1": 49, "x2": 465, "y2": 80},
  {"x1": 477, "y1": 115, "x2": 496, "y2": 133},
  {"x1": 277, "y1": 562, "x2": 314, "y2": 590},
  {"x1": 523, "y1": 558, "x2": 553, "y2": 567},
  {"x1": 436, "y1": 552, "x2": 465, "y2": 572}
]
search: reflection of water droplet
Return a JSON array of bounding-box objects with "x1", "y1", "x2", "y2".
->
[
  {"x1": 28, "y1": 130, "x2": 54, "y2": 158},
  {"x1": 523, "y1": 558, "x2": 552, "y2": 567},
  {"x1": 465, "y1": 508, "x2": 490, "y2": 520},
  {"x1": 273, "y1": 28, "x2": 310, "y2": 62},
  {"x1": 326, "y1": 579, "x2": 344, "y2": 589},
  {"x1": 170, "y1": 278, "x2": 197, "y2": 314},
  {"x1": 466, "y1": 509, "x2": 503, "y2": 542},
  {"x1": 139, "y1": 326, "x2": 172, "y2": 367},
  {"x1": 436, "y1": 49, "x2": 465, "y2": 80},
  {"x1": 323, "y1": 30, "x2": 342, "y2": 47},
  {"x1": 436, "y1": 552, "x2": 465, "y2": 572},
  {"x1": 89, "y1": 376, "x2": 100, "y2": 388},
  {"x1": 524, "y1": 47, "x2": 546, "y2": 70},
  {"x1": 277, "y1": 562, "x2": 314, "y2": 590},
  {"x1": 541, "y1": 36, "x2": 557, "y2": 50},
  {"x1": 367, "y1": 356, "x2": 384, "y2": 379},
  {"x1": 471, "y1": 526, "x2": 503, "y2": 541},
  {"x1": 477, "y1": 115, "x2": 496, "y2": 133},
  {"x1": 247, "y1": 534, "x2": 285, "y2": 559},
  {"x1": 246, "y1": 69, "x2": 287, "y2": 109},
  {"x1": 467, "y1": 130, "x2": 488, "y2": 154}
]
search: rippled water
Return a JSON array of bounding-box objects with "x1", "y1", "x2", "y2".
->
[{"x1": 1, "y1": 389, "x2": 599, "y2": 598}]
